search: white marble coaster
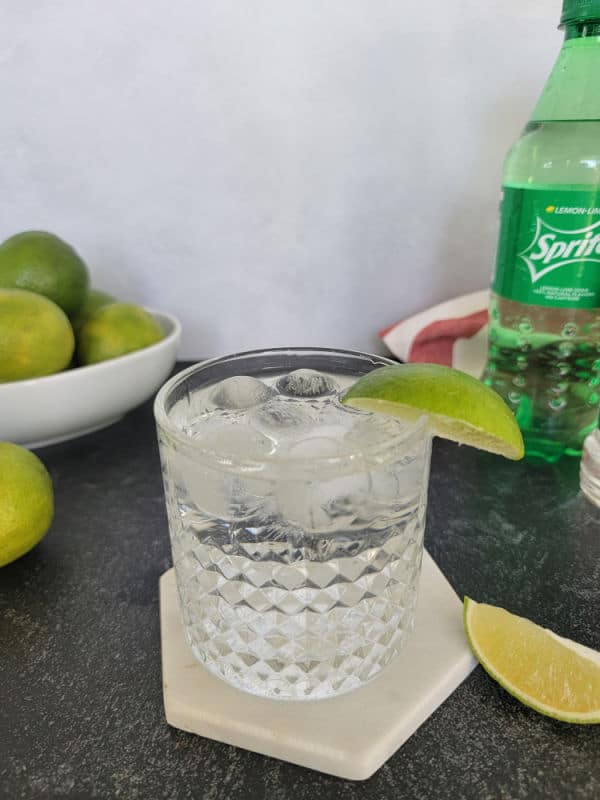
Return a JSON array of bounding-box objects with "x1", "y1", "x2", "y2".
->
[{"x1": 159, "y1": 551, "x2": 476, "y2": 781}]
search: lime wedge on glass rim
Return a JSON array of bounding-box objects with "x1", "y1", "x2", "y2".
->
[
  {"x1": 464, "y1": 598, "x2": 600, "y2": 724},
  {"x1": 341, "y1": 363, "x2": 524, "y2": 460}
]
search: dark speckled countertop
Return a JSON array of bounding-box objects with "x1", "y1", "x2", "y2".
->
[{"x1": 1, "y1": 362, "x2": 599, "y2": 800}]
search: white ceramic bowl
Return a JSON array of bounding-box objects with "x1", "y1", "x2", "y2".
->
[{"x1": 0, "y1": 309, "x2": 181, "y2": 449}]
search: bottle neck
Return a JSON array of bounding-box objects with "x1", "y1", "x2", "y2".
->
[{"x1": 531, "y1": 21, "x2": 600, "y2": 122}]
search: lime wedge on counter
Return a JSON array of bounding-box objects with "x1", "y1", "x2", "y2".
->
[
  {"x1": 341, "y1": 364, "x2": 524, "y2": 459},
  {"x1": 464, "y1": 598, "x2": 600, "y2": 724}
]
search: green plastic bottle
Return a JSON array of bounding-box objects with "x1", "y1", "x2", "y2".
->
[{"x1": 483, "y1": 0, "x2": 600, "y2": 462}]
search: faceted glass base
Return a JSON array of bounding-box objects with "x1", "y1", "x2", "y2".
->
[{"x1": 175, "y1": 519, "x2": 424, "y2": 700}]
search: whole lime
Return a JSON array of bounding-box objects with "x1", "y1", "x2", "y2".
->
[
  {"x1": 71, "y1": 288, "x2": 116, "y2": 332},
  {"x1": 0, "y1": 442, "x2": 54, "y2": 567},
  {"x1": 0, "y1": 231, "x2": 90, "y2": 317},
  {"x1": 0, "y1": 288, "x2": 75, "y2": 381},
  {"x1": 77, "y1": 302, "x2": 164, "y2": 365}
]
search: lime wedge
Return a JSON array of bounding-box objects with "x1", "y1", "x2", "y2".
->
[
  {"x1": 341, "y1": 364, "x2": 524, "y2": 459},
  {"x1": 464, "y1": 598, "x2": 600, "y2": 724}
]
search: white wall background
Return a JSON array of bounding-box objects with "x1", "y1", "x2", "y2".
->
[{"x1": 0, "y1": 1, "x2": 561, "y2": 359}]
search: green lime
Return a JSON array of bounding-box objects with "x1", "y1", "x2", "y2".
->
[
  {"x1": 77, "y1": 302, "x2": 164, "y2": 365},
  {"x1": 0, "y1": 288, "x2": 75, "y2": 381},
  {"x1": 341, "y1": 363, "x2": 524, "y2": 459},
  {"x1": 464, "y1": 598, "x2": 600, "y2": 724},
  {"x1": 0, "y1": 230, "x2": 90, "y2": 317},
  {"x1": 0, "y1": 443, "x2": 54, "y2": 567},
  {"x1": 71, "y1": 289, "x2": 116, "y2": 332}
]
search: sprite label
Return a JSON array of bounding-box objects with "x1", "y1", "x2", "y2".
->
[{"x1": 493, "y1": 187, "x2": 600, "y2": 308}]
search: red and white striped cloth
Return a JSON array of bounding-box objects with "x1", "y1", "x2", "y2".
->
[{"x1": 379, "y1": 290, "x2": 490, "y2": 379}]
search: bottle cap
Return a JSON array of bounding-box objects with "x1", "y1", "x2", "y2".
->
[{"x1": 561, "y1": 0, "x2": 600, "y2": 24}]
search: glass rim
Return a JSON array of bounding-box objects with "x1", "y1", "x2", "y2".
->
[{"x1": 153, "y1": 346, "x2": 430, "y2": 474}]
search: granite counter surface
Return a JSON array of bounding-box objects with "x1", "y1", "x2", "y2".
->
[{"x1": 1, "y1": 363, "x2": 599, "y2": 799}]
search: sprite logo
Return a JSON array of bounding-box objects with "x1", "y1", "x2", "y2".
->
[
  {"x1": 494, "y1": 187, "x2": 600, "y2": 308},
  {"x1": 518, "y1": 216, "x2": 600, "y2": 283}
]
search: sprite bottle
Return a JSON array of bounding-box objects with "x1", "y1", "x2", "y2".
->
[{"x1": 483, "y1": 0, "x2": 600, "y2": 463}]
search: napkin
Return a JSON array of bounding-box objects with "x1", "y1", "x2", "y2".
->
[{"x1": 379, "y1": 290, "x2": 490, "y2": 379}]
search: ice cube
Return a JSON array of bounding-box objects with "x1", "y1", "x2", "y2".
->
[
  {"x1": 200, "y1": 425, "x2": 275, "y2": 461},
  {"x1": 251, "y1": 397, "x2": 314, "y2": 435},
  {"x1": 182, "y1": 406, "x2": 245, "y2": 439},
  {"x1": 210, "y1": 376, "x2": 274, "y2": 410},
  {"x1": 344, "y1": 414, "x2": 409, "y2": 458},
  {"x1": 279, "y1": 438, "x2": 371, "y2": 531},
  {"x1": 287, "y1": 436, "x2": 345, "y2": 460},
  {"x1": 172, "y1": 452, "x2": 274, "y2": 522},
  {"x1": 226, "y1": 477, "x2": 276, "y2": 521},
  {"x1": 281, "y1": 472, "x2": 371, "y2": 532},
  {"x1": 276, "y1": 369, "x2": 339, "y2": 398}
]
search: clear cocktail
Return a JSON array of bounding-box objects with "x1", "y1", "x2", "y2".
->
[{"x1": 154, "y1": 348, "x2": 431, "y2": 700}]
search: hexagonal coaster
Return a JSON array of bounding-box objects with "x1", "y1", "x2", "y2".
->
[{"x1": 159, "y1": 551, "x2": 476, "y2": 781}]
